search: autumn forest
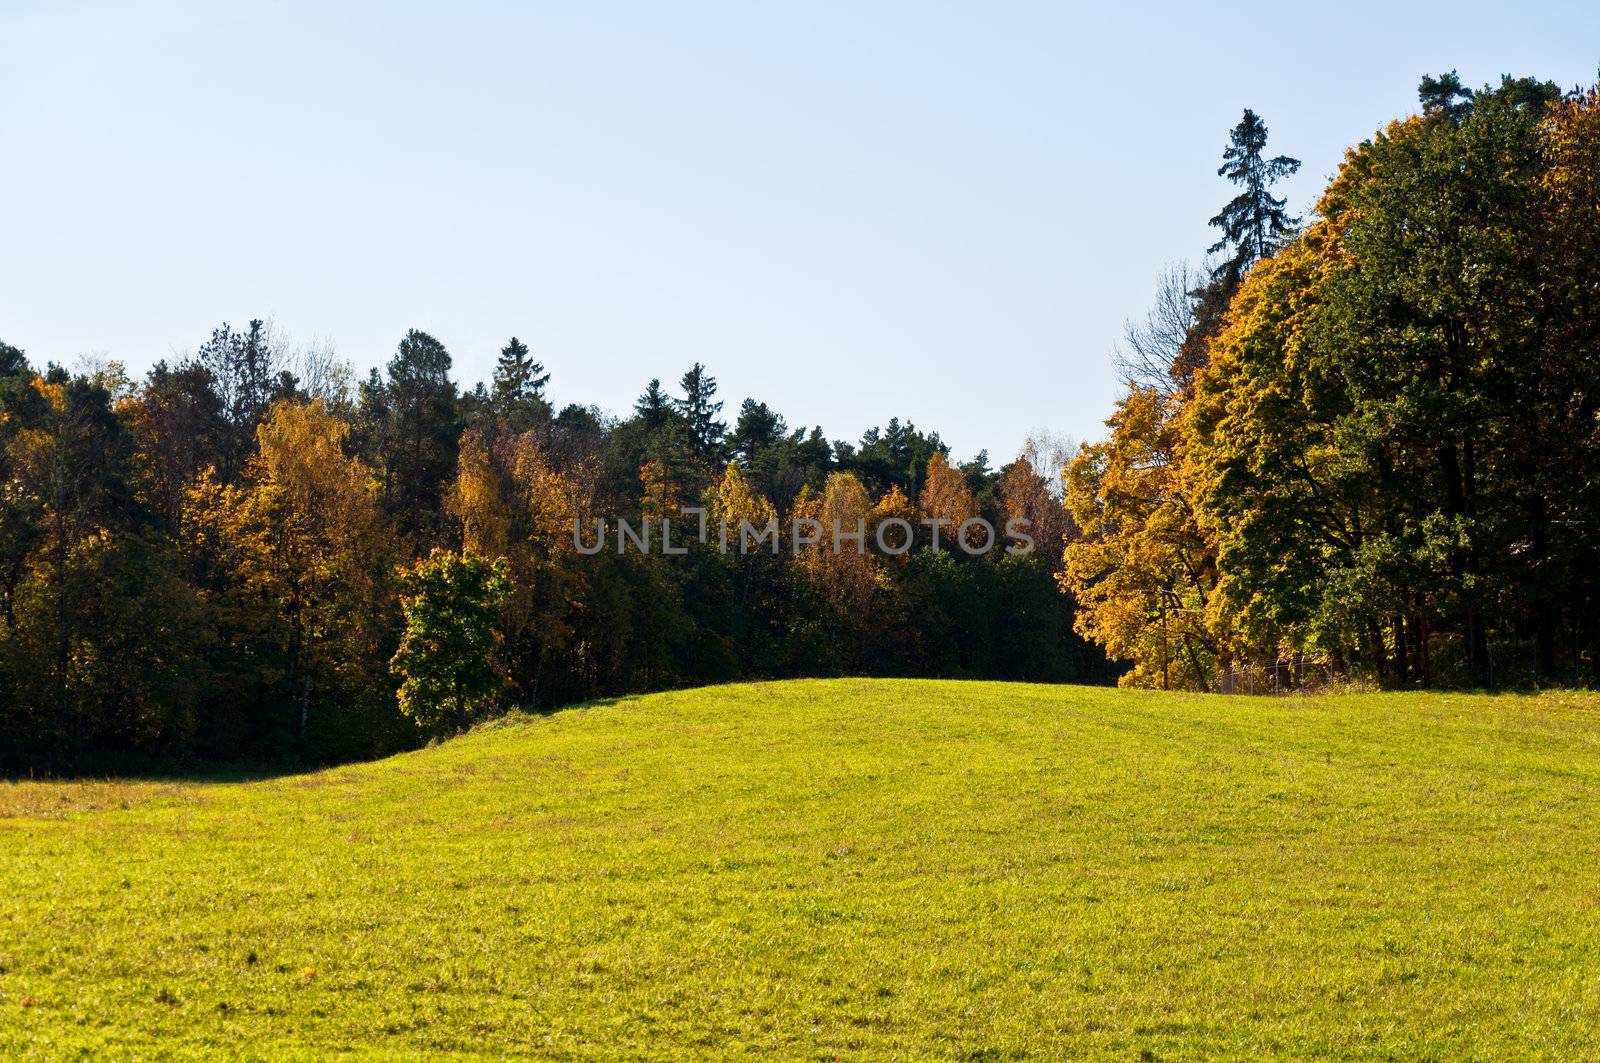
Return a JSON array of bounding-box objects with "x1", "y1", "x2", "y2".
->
[{"x1": 3, "y1": 72, "x2": 1598, "y2": 772}]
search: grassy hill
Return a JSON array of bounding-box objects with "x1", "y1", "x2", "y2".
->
[{"x1": 3, "y1": 679, "x2": 1599, "y2": 1059}]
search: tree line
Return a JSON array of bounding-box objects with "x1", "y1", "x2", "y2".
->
[
  {"x1": 1, "y1": 322, "x2": 1109, "y2": 771},
  {"x1": 1062, "y1": 74, "x2": 1600, "y2": 692},
  {"x1": 7, "y1": 70, "x2": 1595, "y2": 771}
]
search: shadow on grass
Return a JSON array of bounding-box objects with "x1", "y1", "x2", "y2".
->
[
  {"x1": 4, "y1": 761, "x2": 321, "y2": 787},
  {"x1": 3, "y1": 691, "x2": 644, "y2": 791}
]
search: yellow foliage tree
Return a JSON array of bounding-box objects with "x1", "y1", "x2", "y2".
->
[
  {"x1": 998, "y1": 447, "x2": 1072, "y2": 566},
  {"x1": 182, "y1": 399, "x2": 386, "y2": 733},
  {"x1": 450, "y1": 431, "x2": 512, "y2": 559},
  {"x1": 639, "y1": 459, "x2": 681, "y2": 523},
  {"x1": 868, "y1": 484, "x2": 917, "y2": 559},
  {"x1": 797, "y1": 472, "x2": 878, "y2": 620},
  {"x1": 708, "y1": 462, "x2": 777, "y2": 551},
  {"x1": 919, "y1": 452, "x2": 977, "y2": 551},
  {"x1": 1061, "y1": 388, "x2": 1224, "y2": 690},
  {"x1": 448, "y1": 429, "x2": 584, "y2": 706}
]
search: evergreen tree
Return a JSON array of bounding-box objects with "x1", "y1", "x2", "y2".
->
[
  {"x1": 1207, "y1": 110, "x2": 1301, "y2": 289},
  {"x1": 490, "y1": 336, "x2": 551, "y2": 430},
  {"x1": 1419, "y1": 70, "x2": 1473, "y2": 122},
  {"x1": 377, "y1": 330, "x2": 462, "y2": 541},
  {"x1": 634, "y1": 378, "x2": 674, "y2": 431},
  {"x1": 674, "y1": 363, "x2": 726, "y2": 459},
  {"x1": 844, "y1": 418, "x2": 945, "y2": 498},
  {"x1": 0, "y1": 338, "x2": 26, "y2": 378},
  {"x1": 959, "y1": 450, "x2": 992, "y2": 497},
  {"x1": 731, "y1": 398, "x2": 787, "y2": 460},
  {"x1": 744, "y1": 424, "x2": 833, "y2": 514},
  {"x1": 1490, "y1": 73, "x2": 1562, "y2": 113}
]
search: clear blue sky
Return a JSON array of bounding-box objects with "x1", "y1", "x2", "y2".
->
[{"x1": 3, "y1": 1, "x2": 1596, "y2": 462}]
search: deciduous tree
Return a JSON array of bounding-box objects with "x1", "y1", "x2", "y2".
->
[{"x1": 391, "y1": 549, "x2": 512, "y2": 736}]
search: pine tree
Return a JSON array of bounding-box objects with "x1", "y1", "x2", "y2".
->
[
  {"x1": 490, "y1": 337, "x2": 550, "y2": 429},
  {"x1": 634, "y1": 378, "x2": 674, "y2": 431},
  {"x1": 730, "y1": 399, "x2": 786, "y2": 460},
  {"x1": 1419, "y1": 70, "x2": 1473, "y2": 122},
  {"x1": 674, "y1": 363, "x2": 726, "y2": 458},
  {"x1": 378, "y1": 330, "x2": 462, "y2": 540},
  {"x1": 0, "y1": 338, "x2": 26, "y2": 378},
  {"x1": 1207, "y1": 110, "x2": 1301, "y2": 289}
]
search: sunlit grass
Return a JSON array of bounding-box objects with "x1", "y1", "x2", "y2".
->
[
  {"x1": 0, "y1": 778, "x2": 198, "y2": 820},
  {"x1": 3, "y1": 679, "x2": 1599, "y2": 1059}
]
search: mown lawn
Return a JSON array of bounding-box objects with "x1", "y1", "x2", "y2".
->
[{"x1": 3, "y1": 679, "x2": 1599, "y2": 1059}]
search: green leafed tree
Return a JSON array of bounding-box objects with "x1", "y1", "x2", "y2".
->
[{"x1": 391, "y1": 548, "x2": 513, "y2": 736}]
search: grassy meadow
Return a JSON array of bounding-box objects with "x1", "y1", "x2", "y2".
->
[{"x1": 3, "y1": 679, "x2": 1600, "y2": 1059}]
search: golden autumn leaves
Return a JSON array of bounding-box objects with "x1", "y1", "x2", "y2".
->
[{"x1": 1061, "y1": 86, "x2": 1600, "y2": 691}]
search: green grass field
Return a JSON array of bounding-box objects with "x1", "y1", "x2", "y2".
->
[{"x1": 3, "y1": 679, "x2": 1600, "y2": 1059}]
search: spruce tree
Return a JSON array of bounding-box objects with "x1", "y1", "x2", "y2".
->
[
  {"x1": 490, "y1": 336, "x2": 550, "y2": 430},
  {"x1": 1207, "y1": 110, "x2": 1301, "y2": 289},
  {"x1": 674, "y1": 362, "x2": 726, "y2": 458},
  {"x1": 634, "y1": 378, "x2": 674, "y2": 430},
  {"x1": 491, "y1": 337, "x2": 549, "y2": 409}
]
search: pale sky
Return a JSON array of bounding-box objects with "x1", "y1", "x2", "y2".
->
[{"x1": 3, "y1": 0, "x2": 1596, "y2": 462}]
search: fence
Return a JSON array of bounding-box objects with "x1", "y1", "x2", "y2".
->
[
  {"x1": 1216, "y1": 655, "x2": 1307, "y2": 696},
  {"x1": 1215, "y1": 637, "x2": 1595, "y2": 694}
]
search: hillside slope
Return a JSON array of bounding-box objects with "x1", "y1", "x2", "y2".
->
[{"x1": 3, "y1": 679, "x2": 1600, "y2": 1059}]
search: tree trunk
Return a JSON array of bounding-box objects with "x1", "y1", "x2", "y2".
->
[
  {"x1": 1536, "y1": 607, "x2": 1556, "y2": 681},
  {"x1": 1393, "y1": 616, "x2": 1409, "y2": 687}
]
